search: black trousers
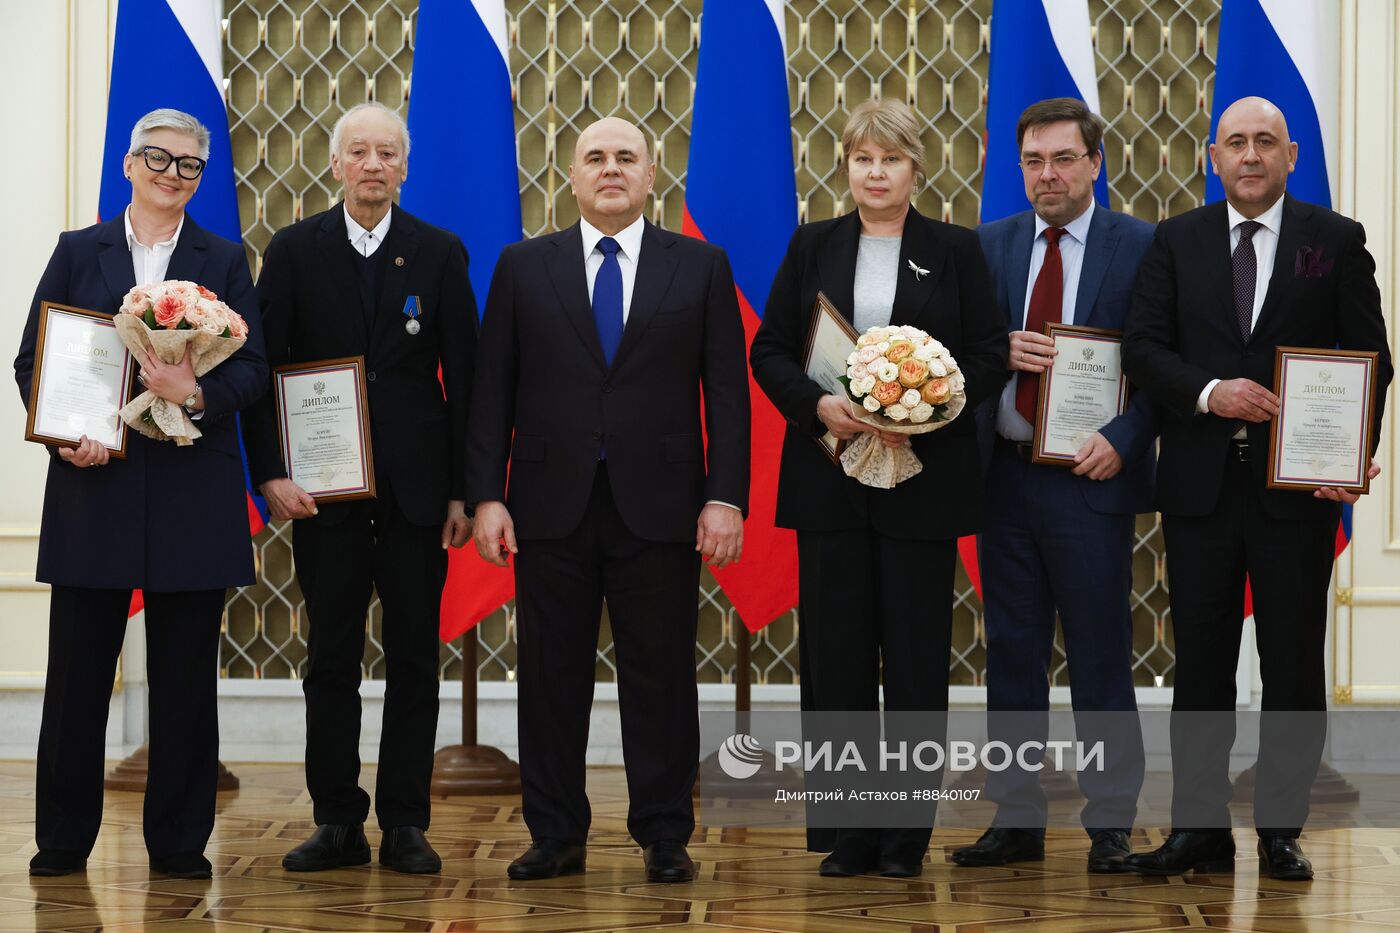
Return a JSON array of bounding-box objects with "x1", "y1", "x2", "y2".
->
[
  {"x1": 797, "y1": 528, "x2": 956, "y2": 859},
  {"x1": 1163, "y1": 454, "x2": 1336, "y2": 835},
  {"x1": 514, "y1": 463, "x2": 701, "y2": 847},
  {"x1": 292, "y1": 485, "x2": 446, "y2": 830},
  {"x1": 36, "y1": 585, "x2": 224, "y2": 859}
]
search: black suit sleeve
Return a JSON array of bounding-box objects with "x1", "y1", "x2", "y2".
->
[
  {"x1": 464, "y1": 245, "x2": 520, "y2": 506},
  {"x1": 700, "y1": 248, "x2": 751, "y2": 512},
  {"x1": 240, "y1": 230, "x2": 296, "y2": 486},
  {"x1": 1121, "y1": 224, "x2": 1219, "y2": 418},
  {"x1": 197, "y1": 246, "x2": 268, "y2": 422},
  {"x1": 438, "y1": 237, "x2": 478, "y2": 501},
  {"x1": 750, "y1": 230, "x2": 827, "y2": 437},
  {"x1": 1336, "y1": 221, "x2": 1393, "y2": 457},
  {"x1": 950, "y1": 229, "x2": 1009, "y2": 410}
]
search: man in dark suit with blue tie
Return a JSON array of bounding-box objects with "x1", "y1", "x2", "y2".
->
[
  {"x1": 467, "y1": 117, "x2": 750, "y2": 883},
  {"x1": 952, "y1": 99, "x2": 1156, "y2": 873}
]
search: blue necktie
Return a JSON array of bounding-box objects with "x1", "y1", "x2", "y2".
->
[{"x1": 592, "y1": 236, "x2": 624, "y2": 365}]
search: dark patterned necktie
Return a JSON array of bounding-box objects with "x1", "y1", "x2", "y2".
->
[
  {"x1": 1015, "y1": 226, "x2": 1067, "y2": 424},
  {"x1": 1232, "y1": 220, "x2": 1262, "y2": 340}
]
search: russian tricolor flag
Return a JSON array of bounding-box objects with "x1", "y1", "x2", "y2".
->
[
  {"x1": 1208, "y1": 0, "x2": 1351, "y2": 564},
  {"x1": 97, "y1": 0, "x2": 266, "y2": 618},
  {"x1": 982, "y1": 0, "x2": 1107, "y2": 225},
  {"x1": 684, "y1": 0, "x2": 799, "y2": 632},
  {"x1": 400, "y1": 0, "x2": 523, "y2": 642}
]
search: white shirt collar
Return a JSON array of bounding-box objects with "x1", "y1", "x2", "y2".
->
[
  {"x1": 344, "y1": 204, "x2": 392, "y2": 246},
  {"x1": 580, "y1": 214, "x2": 646, "y2": 262},
  {"x1": 1034, "y1": 199, "x2": 1094, "y2": 244},
  {"x1": 1226, "y1": 194, "x2": 1285, "y2": 238},
  {"x1": 124, "y1": 206, "x2": 184, "y2": 251}
]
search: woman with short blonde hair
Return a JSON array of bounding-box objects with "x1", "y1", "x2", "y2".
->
[{"x1": 751, "y1": 97, "x2": 1007, "y2": 877}]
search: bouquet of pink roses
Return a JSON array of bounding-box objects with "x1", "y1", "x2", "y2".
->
[
  {"x1": 839, "y1": 323, "x2": 966, "y2": 487},
  {"x1": 114, "y1": 280, "x2": 249, "y2": 446}
]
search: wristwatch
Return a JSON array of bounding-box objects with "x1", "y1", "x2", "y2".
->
[{"x1": 183, "y1": 381, "x2": 201, "y2": 410}]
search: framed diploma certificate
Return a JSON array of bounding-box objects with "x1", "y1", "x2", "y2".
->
[
  {"x1": 1032, "y1": 323, "x2": 1129, "y2": 466},
  {"x1": 1267, "y1": 347, "x2": 1379, "y2": 493},
  {"x1": 802, "y1": 291, "x2": 861, "y2": 462},
  {"x1": 24, "y1": 302, "x2": 134, "y2": 457},
  {"x1": 274, "y1": 356, "x2": 376, "y2": 502}
]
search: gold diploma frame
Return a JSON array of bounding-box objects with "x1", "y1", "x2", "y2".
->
[
  {"x1": 1032, "y1": 323, "x2": 1128, "y2": 467},
  {"x1": 274, "y1": 355, "x2": 376, "y2": 502},
  {"x1": 24, "y1": 302, "x2": 133, "y2": 458},
  {"x1": 1267, "y1": 346, "x2": 1379, "y2": 493},
  {"x1": 802, "y1": 291, "x2": 861, "y2": 463}
]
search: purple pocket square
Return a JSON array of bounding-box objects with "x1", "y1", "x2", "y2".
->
[{"x1": 1295, "y1": 246, "x2": 1334, "y2": 279}]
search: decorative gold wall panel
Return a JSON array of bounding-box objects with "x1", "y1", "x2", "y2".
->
[{"x1": 219, "y1": 0, "x2": 1221, "y2": 688}]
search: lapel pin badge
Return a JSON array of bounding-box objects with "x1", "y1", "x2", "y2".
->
[
  {"x1": 907, "y1": 259, "x2": 929, "y2": 281},
  {"x1": 394, "y1": 256, "x2": 405, "y2": 267}
]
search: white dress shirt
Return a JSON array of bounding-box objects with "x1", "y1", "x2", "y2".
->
[
  {"x1": 345, "y1": 204, "x2": 392, "y2": 257},
  {"x1": 580, "y1": 214, "x2": 645, "y2": 322},
  {"x1": 124, "y1": 207, "x2": 183, "y2": 286},
  {"x1": 996, "y1": 200, "x2": 1095, "y2": 441},
  {"x1": 1195, "y1": 194, "x2": 1286, "y2": 415}
]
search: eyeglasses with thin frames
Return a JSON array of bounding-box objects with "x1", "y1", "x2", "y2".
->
[
  {"x1": 139, "y1": 145, "x2": 206, "y2": 180},
  {"x1": 1019, "y1": 152, "x2": 1091, "y2": 174}
]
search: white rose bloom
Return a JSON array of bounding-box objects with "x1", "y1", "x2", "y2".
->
[
  {"x1": 949, "y1": 372, "x2": 966, "y2": 393},
  {"x1": 912, "y1": 344, "x2": 936, "y2": 362},
  {"x1": 876, "y1": 361, "x2": 899, "y2": 383},
  {"x1": 926, "y1": 339, "x2": 946, "y2": 355},
  {"x1": 863, "y1": 394, "x2": 882, "y2": 412},
  {"x1": 926, "y1": 358, "x2": 948, "y2": 377},
  {"x1": 876, "y1": 341, "x2": 890, "y2": 353},
  {"x1": 857, "y1": 346, "x2": 881, "y2": 364},
  {"x1": 901, "y1": 388, "x2": 921, "y2": 408},
  {"x1": 850, "y1": 362, "x2": 869, "y2": 379},
  {"x1": 847, "y1": 351, "x2": 860, "y2": 366},
  {"x1": 900, "y1": 325, "x2": 923, "y2": 341},
  {"x1": 909, "y1": 402, "x2": 934, "y2": 423},
  {"x1": 884, "y1": 404, "x2": 910, "y2": 421},
  {"x1": 853, "y1": 375, "x2": 877, "y2": 396},
  {"x1": 939, "y1": 351, "x2": 956, "y2": 370}
]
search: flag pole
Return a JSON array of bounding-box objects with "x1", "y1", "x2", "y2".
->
[{"x1": 430, "y1": 632, "x2": 521, "y2": 795}]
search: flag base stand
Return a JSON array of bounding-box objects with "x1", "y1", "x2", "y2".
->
[
  {"x1": 431, "y1": 744, "x2": 521, "y2": 796},
  {"x1": 104, "y1": 744, "x2": 240, "y2": 792},
  {"x1": 430, "y1": 634, "x2": 521, "y2": 796}
]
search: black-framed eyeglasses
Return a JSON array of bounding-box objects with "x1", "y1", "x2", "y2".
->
[
  {"x1": 140, "y1": 145, "x2": 206, "y2": 180},
  {"x1": 1019, "y1": 152, "x2": 1091, "y2": 173}
]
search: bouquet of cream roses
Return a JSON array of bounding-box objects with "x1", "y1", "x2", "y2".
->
[
  {"x1": 114, "y1": 280, "x2": 249, "y2": 446},
  {"x1": 839, "y1": 323, "x2": 966, "y2": 488}
]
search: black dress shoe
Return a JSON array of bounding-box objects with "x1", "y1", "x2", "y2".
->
[
  {"x1": 1087, "y1": 829, "x2": 1132, "y2": 874},
  {"x1": 29, "y1": 850, "x2": 87, "y2": 877},
  {"x1": 507, "y1": 840, "x2": 586, "y2": 880},
  {"x1": 1123, "y1": 830, "x2": 1235, "y2": 876},
  {"x1": 1258, "y1": 835, "x2": 1313, "y2": 881},
  {"x1": 818, "y1": 838, "x2": 877, "y2": 877},
  {"x1": 644, "y1": 840, "x2": 695, "y2": 883},
  {"x1": 380, "y1": 827, "x2": 442, "y2": 874},
  {"x1": 950, "y1": 828, "x2": 1045, "y2": 867},
  {"x1": 282, "y1": 824, "x2": 371, "y2": 872},
  {"x1": 149, "y1": 852, "x2": 212, "y2": 879}
]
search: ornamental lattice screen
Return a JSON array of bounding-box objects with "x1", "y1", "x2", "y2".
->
[{"x1": 219, "y1": 0, "x2": 1219, "y2": 688}]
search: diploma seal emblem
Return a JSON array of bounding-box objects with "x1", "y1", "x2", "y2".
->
[
  {"x1": 1318, "y1": 369, "x2": 1332, "y2": 384},
  {"x1": 313, "y1": 380, "x2": 325, "y2": 395},
  {"x1": 1082, "y1": 347, "x2": 1094, "y2": 361}
]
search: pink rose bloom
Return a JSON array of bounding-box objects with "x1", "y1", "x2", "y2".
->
[
  {"x1": 152, "y1": 292, "x2": 186, "y2": 328},
  {"x1": 191, "y1": 300, "x2": 227, "y2": 335},
  {"x1": 119, "y1": 285, "x2": 151, "y2": 317},
  {"x1": 226, "y1": 309, "x2": 248, "y2": 339},
  {"x1": 195, "y1": 284, "x2": 219, "y2": 301}
]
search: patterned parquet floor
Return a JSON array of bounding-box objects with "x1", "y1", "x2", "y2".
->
[{"x1": 5, "y1": 761, "x2": 1400, "y2": 932}]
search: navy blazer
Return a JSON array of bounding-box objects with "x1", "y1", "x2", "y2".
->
[
  {"x1": 14, "y1": 214, "x2": 269, "y2": 591},
  {"x1": 466, "y1": 220, "x2": 750, "y2": 541},
  {"x1": 976, "y1": 206, "x2": 1158, "y2": 515},
  {"x1": 1123, "y1": 194, "x2": 1392, "y2": 520},
  {"x1": 751, "y1": 208, "x2": 1008, "y2": 539}
]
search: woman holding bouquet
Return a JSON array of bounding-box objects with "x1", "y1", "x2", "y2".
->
[
  {"x1": 13, "y1": 109, "x2": 267, "y2": 879},
  {"x1": 751, "y1": 98, "x2": 1007, "y2": 877}
]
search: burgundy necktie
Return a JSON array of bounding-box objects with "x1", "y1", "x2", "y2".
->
[
  {"x1": 1015, "y1": 227, "x2": 1067, "y2": 424},
  {"x1": 1232, "y1": 220, "x2": 1262, "y2": 340}
]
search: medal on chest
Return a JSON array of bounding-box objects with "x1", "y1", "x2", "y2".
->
[{"x1": 402, "y1": 294, "x2": 421, "y2": 335}]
